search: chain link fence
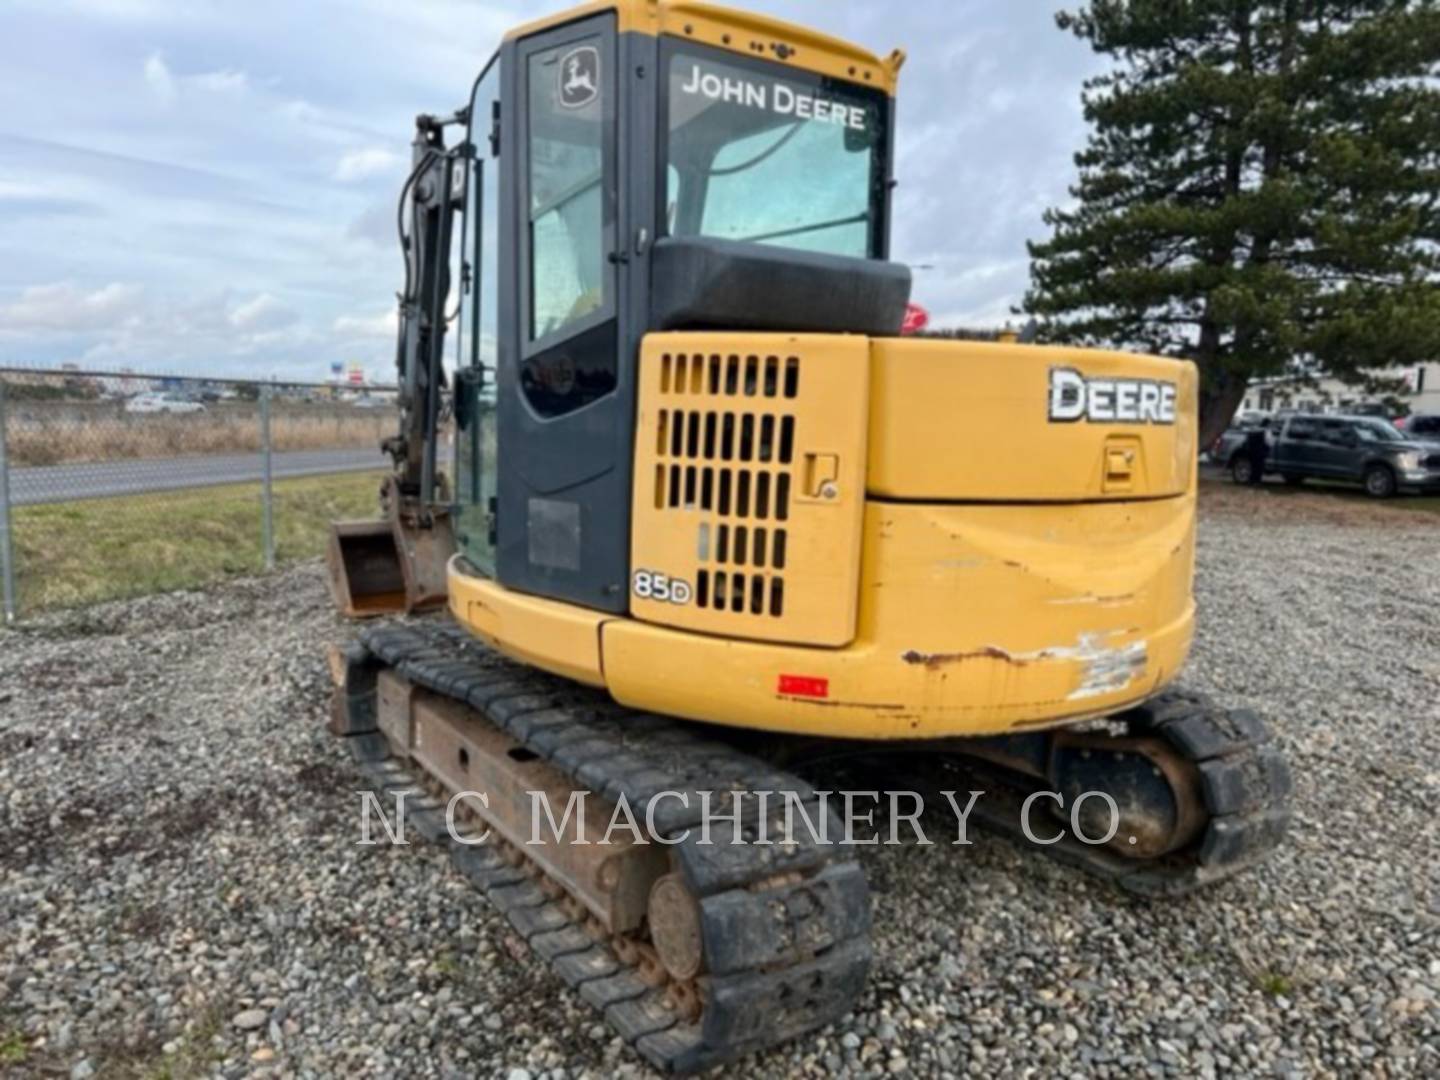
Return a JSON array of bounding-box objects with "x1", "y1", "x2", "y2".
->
[{"x1": 0, "y1": 365, "x2": 401, "y2": 622}]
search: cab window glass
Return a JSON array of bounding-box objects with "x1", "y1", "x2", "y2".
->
[
  {"x1": 528, "y1": 39, "x2": 605, "y2": 341},
  {"x1": 699, "y1": 121, "x2": 871, "y2": 256},
  {"x1": 665, "y1": 49, "x2": 886, "y2": 259},
  {"x1": 456, "y1": 59, "x2": 501, "y2": 577}
]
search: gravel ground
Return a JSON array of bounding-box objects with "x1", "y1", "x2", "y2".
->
[{"x1": 1, "y1": 481, "x2": 1437, "y2": 1079}]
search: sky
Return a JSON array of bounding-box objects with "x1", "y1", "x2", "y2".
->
[{"x1": 0, "y1": 0, "x2": 1105, "y2": 381}]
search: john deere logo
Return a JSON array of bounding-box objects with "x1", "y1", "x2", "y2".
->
[
  {"x1": 559, "y1": 46, "x2": 599, "y2": 109},
  {"x1": 1049, "y1": 367, "x2": 1177, "y2": 425}
]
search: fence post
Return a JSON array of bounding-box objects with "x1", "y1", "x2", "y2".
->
[
  {"x1": 0, "y1": 378, "x2": 15, "y2": 623},
  {"x1": 260, "y1": 384, "x2": 275, "y2": 571}
]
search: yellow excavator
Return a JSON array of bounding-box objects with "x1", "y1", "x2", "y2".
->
[{"x1": 326, "y1": 1, "x2": 1291, "y2": 1069}]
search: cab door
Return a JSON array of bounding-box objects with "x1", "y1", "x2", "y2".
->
[{"x1": 495, "y1": 13, "x2": 633, "y2": 611}]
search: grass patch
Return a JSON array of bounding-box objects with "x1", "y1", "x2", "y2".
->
[
  {"x1": 7, "y1": 403, "x2": 392, "y2": 467},
  {"x1": 1256, "y1": 971, "x2": 1294, "y2": 997},
  {"x1": 1383, "y1": 494, "x2": 1440, "y2": 514},
  {"x1": 0, "y1": 1031, "x2": 27, "y2": 1065},
  {"x1": 12, "y1": 471, "x2": 385, "y2": 613},
  {"x1": 137, "y1": 1007, "x2": 226, "y2": 1080},
  {"x1": 1265, "y1": 478, "x2": 1440, "y2": 514},
  {"x1": 1200, "y1": 472, "x2": 1440, "y2": 524}
]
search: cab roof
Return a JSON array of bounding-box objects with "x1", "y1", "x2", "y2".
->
[{"x1": 504, "y1": 0, "x2": 904, "y2": 95}]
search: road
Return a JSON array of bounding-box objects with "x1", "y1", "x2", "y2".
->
[{"x1": 8, "y1": 448, "x2": 390, "y2": 506}]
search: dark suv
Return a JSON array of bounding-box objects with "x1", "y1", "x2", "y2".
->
[
  {"x1": 1400, "y1": 413, "x2": 1440, "y2": 440},
  {"x1": 1231, "y1": 414, "x2": 1440, "y2": 497}
]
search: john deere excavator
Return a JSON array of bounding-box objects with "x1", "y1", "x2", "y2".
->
[{"x1": 326, "y1": 1, "x2": 1292, "y2": 1070}]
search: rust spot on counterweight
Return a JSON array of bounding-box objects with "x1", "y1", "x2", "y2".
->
[{"x1": 900, "y1": 646, "x2": 1027, "y2": 669}]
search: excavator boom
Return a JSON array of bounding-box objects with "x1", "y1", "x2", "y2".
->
[{"x1": 327, "y1": 114, "x2": 464, "y2": 616}]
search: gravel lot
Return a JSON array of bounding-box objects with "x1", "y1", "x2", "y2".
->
[{"x1": 2, "y1": 482, "x2": 1437, "y2": 1079}]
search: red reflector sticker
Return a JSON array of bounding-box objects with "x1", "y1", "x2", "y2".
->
[{"x1": 778, "y1": 674, "x2": 829, "y2": 699}]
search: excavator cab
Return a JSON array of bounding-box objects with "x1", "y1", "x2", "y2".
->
[
  {"x1": 331, "y1": 1, "x2": 908, "y2": 617},
  {"x1": 449, "y1": 7, "x2": 909, "y2": 615}
]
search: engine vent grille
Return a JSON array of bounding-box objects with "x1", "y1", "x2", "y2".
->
[
  {"x1": 652, "y1": 352, "x2": 799, "y2": 618},
  {"x1": 630, "y1": 333, "x2": 868, "y2": 647}
]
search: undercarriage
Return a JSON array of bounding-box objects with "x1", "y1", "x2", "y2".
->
[{"x1": 331, "y1": 619, "x2": 1291, "y2": 1071}]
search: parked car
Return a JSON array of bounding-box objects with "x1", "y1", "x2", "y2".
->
[
  {"x1": 1209, "y1": 411, "x2": 1290, "y2": 464},
  {"x1": 1231, "y1": 414, "x2": 1440, "y2": 497},
  {"x1": 1346, "y1": 402, "x2": 1394, "y2": 419},
  {"x1": 1397, "y1": 413, "x2": 1440, "y2": 440},
  {"x1": 125, "y1": 392, "x2": 207, "y2": 415},
  {"x1": 1210, "y1": 426, "x2": 1250, "y2": 467}
]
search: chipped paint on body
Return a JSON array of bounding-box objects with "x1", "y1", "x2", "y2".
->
[
  {"x1": 1067, "y1": 639, "x2": 1148, "y2": 699},
  {"x1": 1046, "y1": 592, "x2": 1139, "y2": 607},
  {"x1": 900, "y1": 631, "x2": 1149, "y2": 701}
]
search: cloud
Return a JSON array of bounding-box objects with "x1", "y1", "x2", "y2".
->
[
  {"x1": 0, "y1": 194, "x2": 98, "y2": 218},
  {"x1": 334, "y1": 147, "x2": 402, "y2": 183},
  {"x1": 0, "y1": 282, "x2": 146, "y2": 332},
  {"x1": 142, "y1": 51, "x2": 174, "y2": 102},
  {"x1": 190, "y1": 68, "x2": 247, "y2": 93},
  {"x1": 0, "y1": 132, "x2": 287, "y2": 210},
  {"x1": 229, "y1": 293, "x2": 298, "y2": 331},
  {"x1": 0, "y1": 1, "x2": 1109, "y2": 376},
  {"x1": 24, "y1": 0, "x2": 172, "y2": 16},
  {"x1": 142, "y1": 51, "x2": 249, "y2": 104},
  {"x1": 333, "y1": 309, "x2": 397, "y2": 339},
  {"x1": 0, "y1": 180, "x2": 49, "y2": 199},
  {"x1": 0, "y1": 282, "x2": 323, "y2": 377},
  {"x1": 345, "y1": 201, "x2": 394, "y2": 247},
  {"x1": 279, "y1": 99, "x2": 323, "y2": 125}
]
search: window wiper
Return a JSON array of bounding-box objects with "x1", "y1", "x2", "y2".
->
[
  {"x1": 706, "y1": 122, "x2": 804, "y2": 177},
  {"x1": 531, "y1": 171, "x2": 602, "y2": 221},
  {"x1": 736, "y1": 211, "x2": 869, "y2": 246}
]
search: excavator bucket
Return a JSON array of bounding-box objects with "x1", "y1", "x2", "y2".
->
[
  {"x1": 327, "y1": 520, "x2": 407, "y2": 617},
  {"x1": 326, "y1": 515, "x2": 453, "y2": 618}
]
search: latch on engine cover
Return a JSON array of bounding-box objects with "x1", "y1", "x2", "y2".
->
[
  {"x1": 802, "y1": 452, "x2": 840, "y2": 500},
  {"x1": 1102, "y1": 436, "x2": 1142, "y2": 494}
]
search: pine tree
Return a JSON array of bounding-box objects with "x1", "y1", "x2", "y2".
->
[{"x1": 1024, "y1": 0, "x2": 1440, "y2": 444}]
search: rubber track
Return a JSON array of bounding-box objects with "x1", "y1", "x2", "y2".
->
[
  {"x1": 336, "y1": 620, "x2": 872, "y2": 1073},
  {"x1": 961, "y1": 688, "x2": 1293, "y2": 897}
]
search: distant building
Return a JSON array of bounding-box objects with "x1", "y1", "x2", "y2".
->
[
  {"x1": 1242, "y1": 362, "x2": 1436, "y2": 416},
  {"x1": 97, "y1": 368, "x2": 147, "y2": 397}
]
